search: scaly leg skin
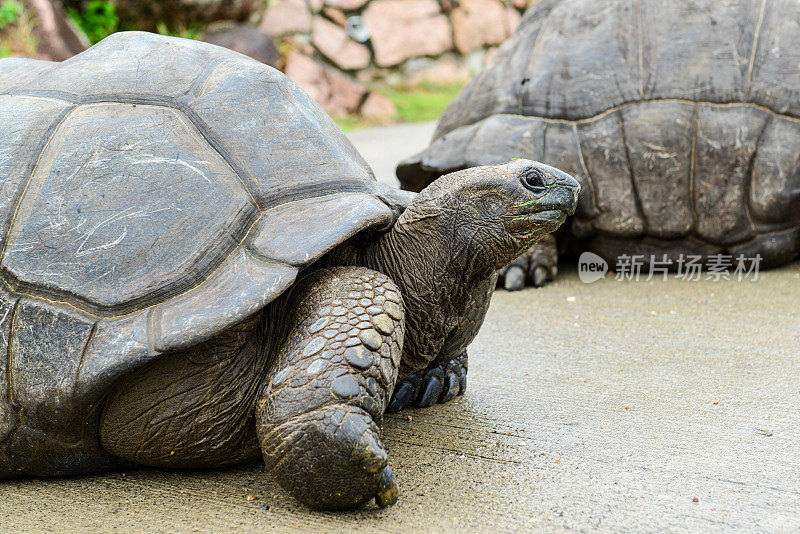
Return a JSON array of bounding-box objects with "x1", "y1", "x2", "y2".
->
[
  {"x1": 386, "y1": 351, "x2": 467, "y2": 412},
  {"x1": 498, "y1": 233, "x2": 559, "y2": 290},
  {"x1": 256, "y1": 266, "x2": 404, "y2": 510},
  {"x1": 387, "y1": 274, "x2": 493, "y2": 412}
]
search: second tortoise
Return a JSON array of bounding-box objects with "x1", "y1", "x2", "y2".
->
[{"x1": 398, "y1": 0, "x2": 800, "y2": 289}]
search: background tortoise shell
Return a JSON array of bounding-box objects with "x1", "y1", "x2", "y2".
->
[{"x1": 397, "y1": 0, "x2": 800, "y2": 266}]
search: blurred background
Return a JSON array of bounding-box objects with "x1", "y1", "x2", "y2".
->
[{"x1": 0, "y1": 0, "x2": 537, "y2": 130}]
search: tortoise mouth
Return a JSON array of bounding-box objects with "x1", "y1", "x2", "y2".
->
[
  {"x1": 530, "y1": 209, "x2": 567, "y2": 222},
  {"x1": 506, "y1": 208, "x2": 567, "y2": 235}
]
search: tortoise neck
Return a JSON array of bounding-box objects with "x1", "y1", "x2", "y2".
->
[{"x1": 356, "y1": 212, "x2": 495, "y2": 375}]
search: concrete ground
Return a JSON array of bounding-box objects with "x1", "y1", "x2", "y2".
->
[
  {"x1": 2, "y1": 266, "x2": 798, "y2": 532},
  {"x1": 1, "y1": 123, "x2": 799, "y2": 532},
  {"x1": 347, "y1": 121, "x2": 435, "y2": 187}
]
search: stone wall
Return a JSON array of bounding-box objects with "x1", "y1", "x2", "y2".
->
[
  {"x1": 5, "y1": 0, "x2": 540, "y2": 119},
  {"x1": 260, "y1": 0, "x2": 539, "y2": 116}
]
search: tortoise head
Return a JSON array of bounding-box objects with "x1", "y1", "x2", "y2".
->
[{"x1": 397, "y1": 159, "x2": 580, "y2": 276}]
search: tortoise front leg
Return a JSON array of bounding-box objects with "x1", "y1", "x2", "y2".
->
[{"x1": 256, "y1": 267, "x2": 403, "y2": 510}]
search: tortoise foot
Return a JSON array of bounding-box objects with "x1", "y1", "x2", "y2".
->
[
  {"x1": 387, "y1": 351, "x2": 467, "y2": 412},
  {"x1": 498, "y1": 234, "x2": 559, "y2": 290},
  {"x1": 262, "y1": 405, "x2": 398, "y2": 509}
]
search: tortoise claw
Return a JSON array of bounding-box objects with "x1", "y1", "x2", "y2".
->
[
  {"x1": 375, "y1": 466, "x2": 399, "y2": 508},
  {"x1": 417, "y1": 375, "x2": 442, "y2": 408},
  {"x1": 387, "y1": 352, "x2": 467, "y2": 412},
  {"x1": 531, "y1": 265, "x2": 548, "y2": 287},
  {"x1": 386, "y1": 376, "x2": 419, "y2": 412},
  {"x1": 440, "y1": 371, "x2": 460, "y2": 403},
  {"x1": 503, "y1": 265, "x2": 526, "y2": 291}
]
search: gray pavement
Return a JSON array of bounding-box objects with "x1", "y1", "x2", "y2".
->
[
  {"x1": 1, "y1": 123, "x2": 799, "y2": 532},
  {"x1": 347, "y1": 121, "x2": 436, "y2": 187},
  {"x1": 2, "y1": 266, "x2": 798, "y2": 532}
]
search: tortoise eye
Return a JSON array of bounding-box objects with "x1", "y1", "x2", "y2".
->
[{"x1": 521, "y1": 169, "x2": 549, "y2": 194}]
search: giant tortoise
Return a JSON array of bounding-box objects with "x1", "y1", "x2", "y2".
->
[
  {"x1": 398, "y1": 0, "x2": 800, "y2": 289},
  {"x1": 0, "y1": 32, "x2": 579, "y2": 508}
]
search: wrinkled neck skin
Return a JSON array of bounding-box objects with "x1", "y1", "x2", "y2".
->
[{"x1": 349, "y1": 192, "x2": 520, "y2": 377}]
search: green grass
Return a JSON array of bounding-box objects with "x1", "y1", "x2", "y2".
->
[
  {"x1": 0, "y1": 0, "x2": 22, "y2": 30},
  {"x1": 334, "y1": 114, "x2": 363, "y2": 133},
  {"x1": 66, "y1": 1, "x2": 202, "y2": 45},
  {"x1": 156, "y1": 21, "x2": 201, "y2": 40},
  {"x1": 335, "y1": 81, "x2": 464, "y2": 132},
  {"x1": 0, "y1": 0, "x2": 36, "y2": 57},
  {"x1": 375, "y1": 81, "x2": 463, "y2": 123},
  {"x1": 66, "y1": 0, "x2": 118, "y2": 44}
]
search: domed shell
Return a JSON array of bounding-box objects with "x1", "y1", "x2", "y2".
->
[
  {"x1": 428, "y1": 0, "x2": 800, "y2": 137},
  {"x1": 0, "y1": 32, "x2": 407, "y2": 462},
  {"x1": 398, "y1": 0, "x2": 800, "y2": 263}
]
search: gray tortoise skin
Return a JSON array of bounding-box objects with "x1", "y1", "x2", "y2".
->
[
  {"x1": 397, "y1": 0, "x2": 800, "y2": 289},
  {"x1": 0, "y1": 32, "x2": 579, "y2": 509}
]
